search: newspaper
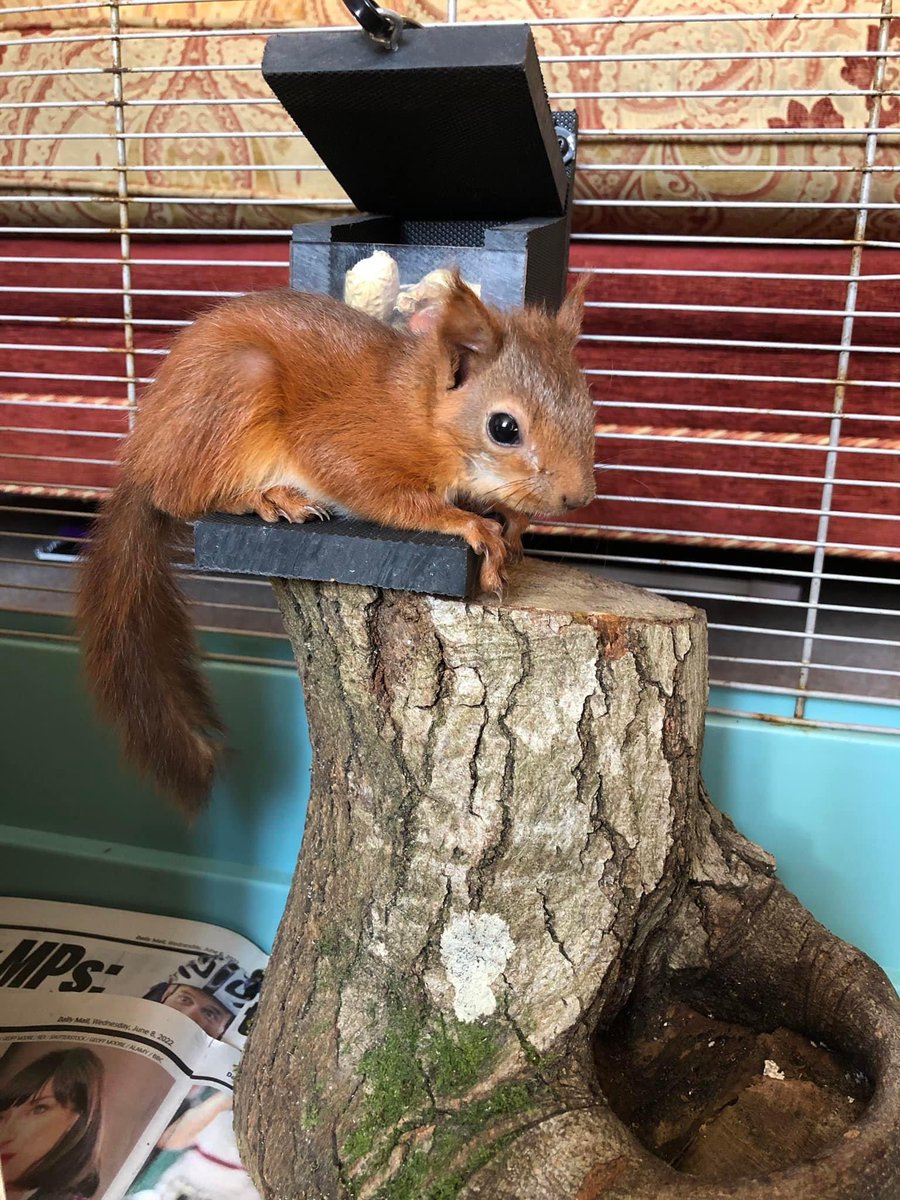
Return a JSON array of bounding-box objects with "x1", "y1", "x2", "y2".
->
[{"x1": 0, "y1": 896, "x2": 267, "y2": 1200}]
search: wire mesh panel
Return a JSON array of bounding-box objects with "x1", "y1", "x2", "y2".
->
[{"x1": 0, "y1": 0, "x2": 897, "y2": 734}]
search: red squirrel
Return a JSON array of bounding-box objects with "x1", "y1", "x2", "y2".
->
[{"x1": 76, "y1": 274, "x2": 595, "y2": 815}]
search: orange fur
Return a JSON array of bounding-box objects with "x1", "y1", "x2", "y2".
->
[{"x1": 77, "y1": 279, "x2": 594, "y2": 815}]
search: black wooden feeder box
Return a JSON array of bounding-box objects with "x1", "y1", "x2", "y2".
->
[
  {"x1": 264, "y1": 24, "x2": 578, "y2": 312},
  {"x1": 193, "y1": 20, "x2": 579, "y2": 598}
]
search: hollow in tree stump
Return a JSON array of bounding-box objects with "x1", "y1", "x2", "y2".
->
[{"x1": 234, "y1": 559, "x2": 900, "y2": 1199}]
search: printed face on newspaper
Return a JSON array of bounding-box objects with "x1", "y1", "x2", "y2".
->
[{"x1": 0, "y1": 898, "x2": 268, "y2": 1200}]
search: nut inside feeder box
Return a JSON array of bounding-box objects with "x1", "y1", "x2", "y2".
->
[{"x1": 193, "y1": 23, "x2": 579, "y2": 598}]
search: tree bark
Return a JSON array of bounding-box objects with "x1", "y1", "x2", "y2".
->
[{"x1": 234, "y1": 559, "x2": 900, "y2": 1200}]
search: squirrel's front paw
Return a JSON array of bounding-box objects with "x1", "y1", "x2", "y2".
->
[
  {"x1": 465, "y1": 516, "x2": 508, "y2": 596},
  {"x1": 504, "y1": 536, "x2": 524, "y2": 567},
  {"x1": 502, "y1": 511, "x2": 530, "y2": 566},
  {"x1": 485, "y1": 507, "x2": 528, "y2": 567}
]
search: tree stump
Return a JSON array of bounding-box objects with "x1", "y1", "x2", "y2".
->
[{"x1": 234, "y1": 559, "x2": 900, "y2": 1200}]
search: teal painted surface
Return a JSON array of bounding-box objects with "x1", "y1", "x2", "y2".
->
[
  {"x1": 0, "y1": 635, "x2": 308, "y2": 949},
  {"x1": 0, "y1": 822, "x2": 293, "y2": 951},
  {"x1": 704, "y1": 702, "x2": 900, "y2": 985},
  {"x1": 709, "y1": 683, "x2": 900, "y2": 732},
  {"x1": 0, "y1": 635, "x2": 897, "y2": 985}
]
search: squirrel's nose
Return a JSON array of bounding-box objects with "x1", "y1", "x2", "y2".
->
[{"x1": 562, "y1": 483, "x2": 595, "y2": 510}]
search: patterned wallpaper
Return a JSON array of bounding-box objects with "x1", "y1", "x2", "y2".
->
[{"x1": 0, "y1": 1, "x2": 898, "y2": 235}]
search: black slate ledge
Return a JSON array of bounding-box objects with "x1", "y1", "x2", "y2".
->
[{"x1": 193, "y1": 512, "x2": 479, "y2": 600}]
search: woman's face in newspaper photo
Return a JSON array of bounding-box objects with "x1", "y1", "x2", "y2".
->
[
  {"x1": 0, "y1": 1082, "x2": 78, "y2": 1181},
  {"x1": 0, "y1": 1047, "x2": 103, "y2": 1199}
]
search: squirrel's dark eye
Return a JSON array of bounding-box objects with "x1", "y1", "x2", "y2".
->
[{"x1": 488, "y1": 412, "x2": 520, "y2": 446}]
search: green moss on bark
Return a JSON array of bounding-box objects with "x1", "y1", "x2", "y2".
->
[
  {"x1": 372, "y1": 1086, "x2": 532, "y2": 1200},
  {"x1": 340, "y1": 997, "x2": 536, "y2": 1195},
  {"x1": 341, "y1": 1004, "x2": 430, "y2": 1165},
  {"x1": 427, "y1": 1016, "x2": 499, "y2": 1096}
]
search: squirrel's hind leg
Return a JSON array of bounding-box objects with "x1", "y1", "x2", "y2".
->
[
  {"x1": 264, "y1": 485, "x2": 330, "y2": 523},
  {"x1": 220, "y1": 486, "x2": 330, "y2": 524}
]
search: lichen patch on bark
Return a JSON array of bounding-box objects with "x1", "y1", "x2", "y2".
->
[{"x1": 439, "y1": 912, "x2": 515, "y2": 1022}]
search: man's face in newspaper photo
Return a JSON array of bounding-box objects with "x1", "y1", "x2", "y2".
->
[
  {"x1": 161, "y1": 984, "x2": 231, "y2": 1039},
  {"x1": 0, "y1": 1082, "x2": 79, "y2": 1183}
]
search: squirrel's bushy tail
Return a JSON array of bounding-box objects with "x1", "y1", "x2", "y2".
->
[{"x1": 76, "y1": 478, "x2": 222, "y2": 816}]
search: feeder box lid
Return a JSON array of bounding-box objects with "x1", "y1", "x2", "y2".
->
[{"x1": 262, "y1": 23, "x2": 569, "y2": 222}]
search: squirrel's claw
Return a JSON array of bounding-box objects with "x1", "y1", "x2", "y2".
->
[{"x1": 263, "y1": 487, "x2": 331, "y2": 525}]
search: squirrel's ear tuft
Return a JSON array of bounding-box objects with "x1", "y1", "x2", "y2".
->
[
  {"x1": 412, "y1": 270, "x2": 503, "y2": 388},
  {"x1": 434, "y1": 269, "x2": 503, "y2": 362},
  {"x1": 557, "y1": 275, "x2": 590, "y2": 341}
]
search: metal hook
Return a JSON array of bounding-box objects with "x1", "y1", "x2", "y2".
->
[
  {"x1": 342, "y1": 0, "x2": 422, "y2": 51},
  {"x1": 555, "y1": 126, "x2": 576, "y2": 166}
]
